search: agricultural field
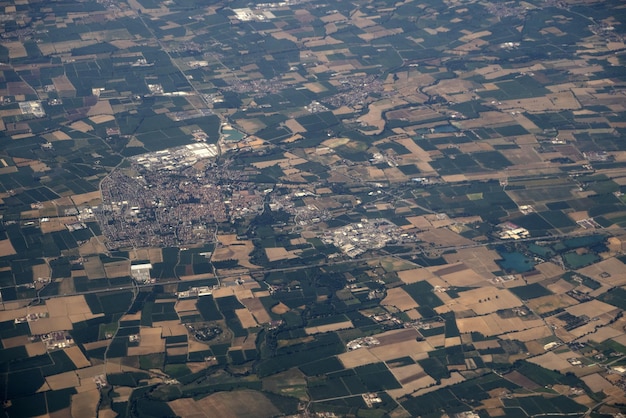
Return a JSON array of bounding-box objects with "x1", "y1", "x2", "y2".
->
[{"x1": 1, "y1": 0, "x2": 626, "y2": 416}]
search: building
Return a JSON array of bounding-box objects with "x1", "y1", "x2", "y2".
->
[{"x1": 130, "y1": 263, "x2": 152, "y2": 283}]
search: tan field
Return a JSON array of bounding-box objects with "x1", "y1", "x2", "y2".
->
[
  {"x1": 235, "y1": 118, "x2": 266, "y2": 133},
  {"x1": 370, "y1": 339, "x2": 433, "y2": 362},
  {"x1": 546, "y1": 279, "x2": 575, "y2": 295},
  {"x1": 85, "y1": 98, "x2": 115, "y2": 118},
  {"x1": 0, "y1": 108, "x2": 23, "y2": 117},
  {"x1": 46, "y1": 371, "x2": 80, "y2": 390},
  {"x1": 403, "y1": 372, "x2": 465, "y2": 398},
  {"x1": 129, "y1": 248, "x2": 150, "y2": 261},
  {"x1": 501, "y1": 144, "x2": 544, "y2": 166},
  {"x1": 3, "y1": 41, "x2": 27, "y2": 58},
  {"x1": 46, "y1": 130, "x2": 72, "y2": 141},
  {"x1": 405, "y1": 216, "x2": 435, "y2": 230},
  {"x1": 271, "y1": 302, "x2": 289, "y2": 314},
  {"x1": 83, "y1": 257, "x2": 106, "y2": 279},
  {"x1": 438, "y1": 265, "x2": 490, "y2": 287},
  {"x1": 445, "y1": 337, "x2": 461, "y2": 348},
  {"x1": 457, "y1": 111, "x2": 516, "y2": 129},
  {"x1": 568, "y1": 317, "x2": 615, "y2": 340},
  {"x1": 167, "y1": 346, "x2": 188, "y2": 356},
  {"x1": 70, "y1": 191, "x2": 102, "y2": 206},
  {"x1": 386, "y1": 107, "x2": 440, "y2": 123},
  {"x1": 30, "y1": 317, "x2": 73, "y2": 334},
  {"x1": 387, "y1": 373, "x2": 437, "y2": 398},
  {"x1": 170, "y1": 390, "x2": 280, "y2": 418},
  {"x1": 339, "y1": 348, "x2": 381, "y2": 369},
  {"x1": 425, "y1": 334, "x2": 446, "y2": 348},
  {"x1": 25, "y1": 341, "x2": 47, "y2": 356},
  {"x1": 240, "y1": 298, "x2": 271, "y2": 324},
  {"x1": 535, "y1": 262, "x2": 566, "y2": 279},
  {"x1": 265, "y1": 247, "x2": 298, "y2": 262},
  {"x1": 365, "y1": 166, "x2": 387, "y2": 180},
  {"x1": 52, "y1": 407, "x2": 73, "y2": 418},
  {"x1": 417, "y1": 228, "x2": 475, "y2": 248},
  {"x1": 186, "y1": 361, "x2": 212, "y2": 373},
  {"x1": 155, "y1": 320, "x2": 188, "y2": 337},
  {"x1": 582, "y1": 373, "x2": 615, "y2": 394},
  {"x1": 441, "y1": 174, "x2": 469, "y2": 182},
  {"x1": 73, "y1": 364, "x2": 114, "y2": 380},
  {"x1": 104, "y1": 260, "x2": 130, "y2": 278},
  {"x1": 500, "y1": 325, "x2": 553, "y2": 342},
  {"x1": 526, "y1": 294, "x2": 578, "y2": 314},
  {"x1": 457, "y1": 314, "x2": 545, "y2": 337},
  {"x1": 447, "y1": 287, "x2": 522, "y2": 315},
  {"x1": 505, "y1": 370, "x2": 541, "y2": 390},
  {"x1": 305, "y1": 320, "x2": 353, "y2": 335},
  {"x1": 390, "y1": 362, "x2": 432, "y2": 385},
  {"x1": 359, "y1": 99, "x2": 408, "y2": 135},
  {"x1": 127, "y1": 327, "x2": 165, "y2": 356},
  {"x1": 212, "y1": 240, "x2": 259, "y2": 269},
  {"x1": 458, "y1": 141, "x2": 494, "y2": 155},
  {"x1": 212, "y1": 285, "x2": 254, "y2": 301},
  {"x1": 578, "y1": 258, "x2": 626, "y2": 287},
  {"x1": 376, "y1": 328, "x2": 422, "y2": 345},
  {"x1": 498, "y1": 91, "x2": 581, "y2": 112},
  {"x1": 398, "y1": 268, "x2": 434, "y2": 284},
  {"x1": 472, "y1": 340, "x2": 499, "y2": 350},
  {"x1": 168, "y1": 398, "x2": 209, "y2": 418},
  {"x1": 382, "y1": 287, "x2": 419, "y2": 311},
  {"x1": 32, "y1": 263, "x2": 51, "y2": 280},
  {"x1": 47, "y1": 295, "x2": 94, "y2": 318},
  {"x1": 322, "y1": 137, "x2": 351, "y2": 148},
  {"x1": 112, "y1": 386, "x2": 133, "y2": 403},
  {"x1": 284, "y1": 118, "x2": 306, "y2": 133},
  {"x1": 251, "y1": 159, "x2": 286, "y2": 169},
  {"x1": 303, "y1": 82, "x2": 327, "y2": 93},
  {"x1": 235, "y1": 308, "x2": 258, "y2": 328},
  {"x1": 149, "y1": 248, "x2": 163, "y2": 263},
  {"x1": 188, "y1": 339, "x2": 211, "y2": 354},
  {"x1": 20, "y1": 208, "x2": 40, "y2": 219},
  {"x1": 82, "y1": 340, "x2": 109, "y2": 352},
  {"x1": 443, "y1": 247, "x2": 501, "y2": 277},
  {"x1": 121, "y1": 312, "x2": 141, "y2": 322},
  {"x1": 179, "y1": 273, "x2": 215, "y2": 282},
  {"x1": 2, "y1": 335, "x2": 29, "y2": 348},
  {"x1": 89, "y1": 114, "x2": 115, "y2": 124},
  {"x1": 0, "y1": 239, "x2": 16, "y2": 257},
  {"x1": 529, "y1": 352, "x2": 575, "y2": 371},
  {"x1": 583, "y1": 326, "x2": 623, "y2": 344},
  {"x1": 78, "y1": 237, "x2": 108, "y2": 256},
  {"x1": 175, "y1": 299, "x2": 198, "y2": 313},
  {"x1": 567, "y1": 299, "x2": 618, "y2": 317},
  {"x1": 65, "y1": 346, "x2": 91, "y2": 369},
  {"x1": 69, "y1": 120, "x2": 93, "y2": 133},
  {"x1": 71, "y1": 389, "x2": 100, "y2": 418},
  {"x1": 427, "y1": 76, "x2": 479, "y2": 95},
  {"x1": 216, "y1": 234, "x2": 239, "y2": 245}
]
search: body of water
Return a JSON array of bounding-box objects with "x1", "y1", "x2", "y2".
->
[{"x1": 497, "y1": 251, "x2": 535, "y2": 273}]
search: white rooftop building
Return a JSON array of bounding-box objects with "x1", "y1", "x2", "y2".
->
[{"x1": 131, "y1": 263, "x2": 152, "y2": 283}]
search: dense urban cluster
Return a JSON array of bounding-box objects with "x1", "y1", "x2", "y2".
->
[{"x1": 98, "y1": 158, "x2": 264, "y2": 249}]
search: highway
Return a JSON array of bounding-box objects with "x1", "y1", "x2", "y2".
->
[{"x1": 5, "y1": 227, "x2": 621, "y2": 307}]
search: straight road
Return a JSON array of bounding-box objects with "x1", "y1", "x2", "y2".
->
[{"x1": 6, "y1": 227, "x2": 621, "y2": 306}]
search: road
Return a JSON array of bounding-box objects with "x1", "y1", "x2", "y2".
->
[{"x1": 7, "y1": 227, "x2": 622, "y2": 306}]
